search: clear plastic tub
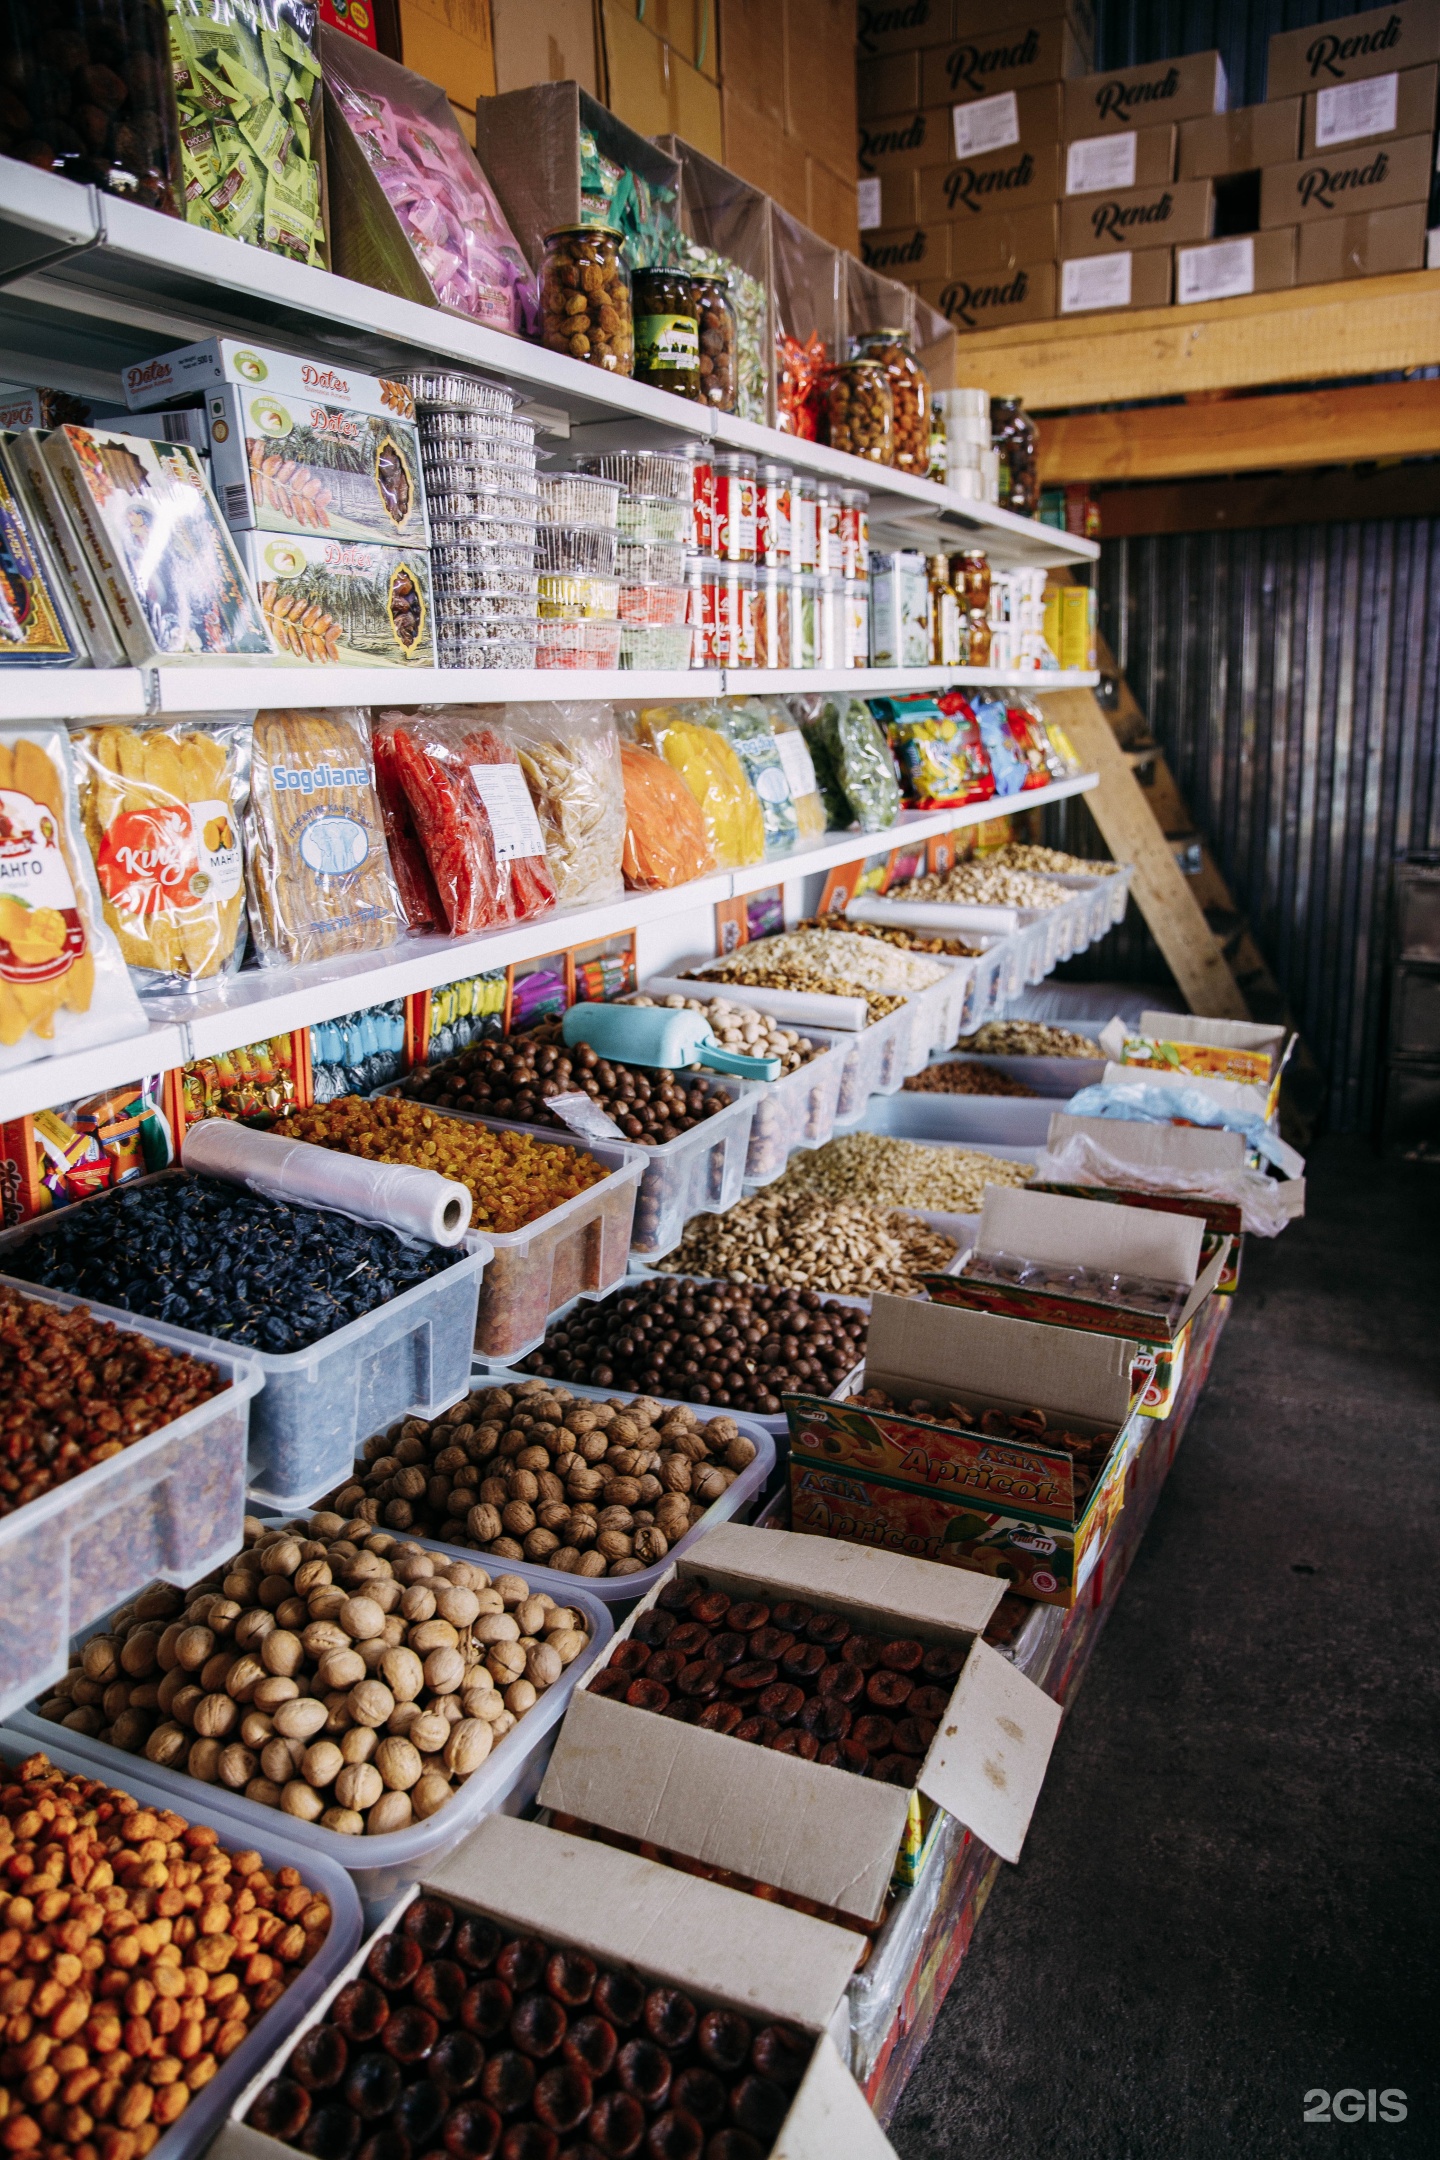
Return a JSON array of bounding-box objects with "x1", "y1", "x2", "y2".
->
[
  {"x1": 431, "y1": 535, "x2": 537, "y2": 573},
  {"x1": 434, "y1": 585, "x2": 536, "y2": 618},
  {"x1": 0, "y1": 1725, "x2": 363, "y2": 2158},
  {"x1": 0, "y1": 1285, "x2": 261, "y2": 1724},
  {"x1": 421, "y1": 443, "x2": 538, "y2": 477},
  {"x1": 928, "y1": 1045, "x2": 1105, "y2": 1092},
  {"x1": 737, "y1": 1036, "x2": 848, "y2": 1186},
  {"x1": 959, "y1": 939, "x2": 1011, "y2": 1033},
  {"x1": 617, "y1": 537, "x2": 687, "y2": 584},
  {"x1": 537, "y1": 618, "x2": 624, "y2": 668},
  {"x1": 537, "y1": 472, "x2": 623, "y2": 526},
  {"x1": 428, "y1": 486, "x2": 538, "y2": 522},
  {"x1": 400, "y1": 371, "x2": 516, "y2": 414},
  {"x1": 537, "y1": 572, "x2": 621, "y2": 619},
  {"x1": 619, "y1": 622, "x2": 695, "y2": 669},
  {"x1": 422, "y1": 412, "x2": 536, "y2": 449},
  {"x1": 0, "y1": 1191, "x2": 491, "y2": 1517},
  {"x1": 619, "y1": 581, "x2": 688, "y2": 625},
  {"x1": 450, "y1": 1369, "x2": 776, "y2": 1605},
  {"x1": 627, "y1": 1087, "x2": 758, "y2": 1260},
  {"x1": 536, "y1": 524, "x2": 620, "y2": 576},
  {"x1": 431, "y1": 565, "x2": 538, "y2": 599},
  {"x1": 431, "y1": 514, "x2": 539, "y2": 546},
  {"x1": 618, "y1": 494, "x2": 689, "y2": 543},
  {"x1": 15, "y1": 1580, "x2": 613, "y2": 1926},
  {"x1": 859, "y1": 1085, "x2": 1060, "y2": 1149},
  {"x1": 439, "y1": 625, "x2": 542, "y2": 668},
  {"x1": 809, "y1": 1002, "x2": 916, "y2": 1126},
  {"x1": 577, "y1": 450, "x2": 692, "y2": 499}
]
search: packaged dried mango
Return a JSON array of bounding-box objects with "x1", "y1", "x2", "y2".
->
[
  {"x1": 628, "y1": 703, "x2": 764, "y2": 868},
  {"x1": 73, "y1": 719, "x2": 249, "y2": 990},
  {"x1": 619, "y1": 741, "x2": 714, "y2": 892},
  {"x1": 244, "y1": 708, "x2": 404, "y2": 967},
  {"x1": 0, "y1": 727, "x2": 147, "y2": 1073},
  {"x1": 768, "y1": 698, "x2": 827, "y2": 844}
]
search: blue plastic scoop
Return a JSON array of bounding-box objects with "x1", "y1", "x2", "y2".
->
[{"x1": 562, "y1": 1001, "x2": 781, "y2": 1079}]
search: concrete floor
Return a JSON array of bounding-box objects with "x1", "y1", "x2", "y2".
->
[{"x1": 889, "y1": 1137, "x2": 1440, "y2": 2159}]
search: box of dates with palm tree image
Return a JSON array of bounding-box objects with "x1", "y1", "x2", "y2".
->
[
  {"x1": 240, "y1": 534, "x2": 435, "y2": 667},
  {"x1": 786, "y1": 1294, "x2": 1145, "y2": 1607}
]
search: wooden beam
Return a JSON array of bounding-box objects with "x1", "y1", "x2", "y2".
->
[
  {"x1": 1097, "y1": 460, "x2": 1440, "y2": 537},
  {"x1": 1035, "y1": 689, "x2": 1251, "y2": 1020},
  {"x1": 1039, "y1": 380, "x2": 1440, "y2": 486},
  {"x1": 949, "y1": 268, "x2": 1440, "y2": 409}
]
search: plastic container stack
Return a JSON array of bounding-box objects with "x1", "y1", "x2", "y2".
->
[
  {"x1": 402, "y1": 372, "x2": 540, "y2": 669},
  {"x1": 577, "y1": 450, "x2": 695, "y2": 669},
  {"x1": 535, "y1": 469, "x2": 624, "y2": 668}
]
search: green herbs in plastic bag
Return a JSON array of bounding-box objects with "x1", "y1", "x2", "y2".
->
[
  {"x1": 797, "y1": 695, "x2": 902, "y2": 833},
  {"x1": 165, "y1": 0, "x2": 325, "y2": 264},
  {"x1": 703, "y1": 698, "x2": 799, "y2": 853}
]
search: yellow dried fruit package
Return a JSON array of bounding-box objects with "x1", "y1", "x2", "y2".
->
[
  {"x1": 244, "y1": 707, "x2": 405, "y2": 967},
  {"x1": 629, "y1": 703, "x2": 765, "y2": 868},
  {"x1": 0, "y1": 727, "x2": 146, "y2": 1071},
  {"x1": 72, "y1": 720, "x2": 248, "y2": 988}
]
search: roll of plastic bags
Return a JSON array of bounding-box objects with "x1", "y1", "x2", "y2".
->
[{"x1": 183, "y1": 1117, "x2": 472, "y2": 1246}]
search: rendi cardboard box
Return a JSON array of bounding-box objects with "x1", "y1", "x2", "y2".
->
[
  {"x1": 1261, "y1": 129, "x2": 1433, "y2": 224},
  {"x1": 920, "y1": 259, "x2": 1058, "y2": 329},
  {"x1": 1058, "y1": 245, "x2": 1172, "y2": 314},
  {"x1": 1267, "y1": 0, "x2": 1440, "y2": 102},
  {"x1": 918, "y1": 137, "x2": 1063, "y2": 218},
  {"x1": 1064, "y1": 50, "x2": 1228, "y2": 136},
  {"x1": 1064, "y1": 122, "x2": 1175, "y2": 194},
  {"x1": 856, "y1": 0, "x2": 1097, "y2": 58},
  {"x1": 211, "y1": 1816, "x2": 893, "y2": 2160},
  {"x1": 539, "y1": 1522, "x2": 1062, "y2": 1921},
  {"x1": 1176, "y1": 228, "x2": 1297, "y2": 302},
  {"x1": 868, "y1": 203, "x2": 1057, "y2": 280},
  {"x1": 926, "y1": 1183, "x2": 1230, "y2": 1416},
  {"x1": 922, "y1": 17, "x2": 1089, "y2": 106},
  {"x1": 863, "y1": 223, "x2": 952, "y2": 280},
  {"x1": 1037, "y1": 1112, "x2": 1247, "y2": 1293},
  {"x1": 1296, "y1": 198, "x2": 1428, "y2": 277},
  {"x1": 1179, "y1": 98, "x2": 1301, "y2": 178},
  {"x1": 1059, "y1": 174, "x2": 1212, "y2": 250},
  {"x1": 786, "y1": 1296, "x2": 1143, "y2": 1608},
  {"x1": 1303, "y1": 60, "x2": 1438, "y2": 150}
]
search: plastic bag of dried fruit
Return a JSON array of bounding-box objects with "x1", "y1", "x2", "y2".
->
[
  {"x1": 374, "y1": 707, "x2": 557, "y2": 933},
  {"x1": 502, "y1": 702, "x2": 625, "y2": 907}
]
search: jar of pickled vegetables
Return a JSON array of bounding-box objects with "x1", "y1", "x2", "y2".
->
[{"x1": 632, "y1": 266, "x2": 700, "y2": 397}]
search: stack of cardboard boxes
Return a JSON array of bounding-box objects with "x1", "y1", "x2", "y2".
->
[{"x1": 856, "y1": 0, "x2": 1440, "y2": 330}]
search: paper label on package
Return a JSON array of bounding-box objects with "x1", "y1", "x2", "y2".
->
[
  {"x1": 1066, "y1": 133, "x2": 1138, "y2": 196},
  {"x1": 1061, "y1": 253, "x2": 1133, "y2": 314},
  {"x1": 1314, "y1": 72, "x2": 1398, "y2": 148},
  {"x1": 1177, "y1": 236, "x2": 1255, "y2": 305},
  {"x1": 776, "y1": 727, "x2": 819, "y2": 802},
  {"x1": 952, "y1": 91, "x2": 1020, "y2": 160},
  {"x1": 467, "y1": 762, "x2": 544, "y2": 862},
  {"x1": 547, "y1": 1092, "x2": 627, "y2": 1144},
  {"x1": 857, "y1": 176, "x2": 883, "y2": 230}
]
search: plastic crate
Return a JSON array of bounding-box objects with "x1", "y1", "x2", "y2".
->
[
  {"x1": 737, "y1": 1036, "x2": 848, "y2": 1187},
  {"x1": 859, "y1": 1084, "x2": 1060, "y2": 1149},
  {"x1": 15, "y1": 1580, "x2": 612, "y2": 1926},
  {"x1": 0, "y1": 1181, "x2": 491, "y2": 1516},
  {"x1": 811, "y1": 1002, "x2": 915, "y2": 1128},
  {"x1": 0, "y1": 1285, "x2": 261, "y2": 1724},
  {"x1": 0, "y1": 1725, "x2": 362, "y2": 2159},
  {"x1": 626, "y1": 1087, "x2": 758, "y2": 1260}
]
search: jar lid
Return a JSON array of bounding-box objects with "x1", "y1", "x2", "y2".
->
[
  {"x1": 758, "y1": 460, "x2": 792, "y2": 480},
  {"x1": 716, "y1": 450, "x2": 757, "y2": 471},
  {"x1": 545, "y1": 222, "x2": 624, "y2": 240},
  {"x1": 840, "y1": 487, "x2": 869, "y2": 504}
]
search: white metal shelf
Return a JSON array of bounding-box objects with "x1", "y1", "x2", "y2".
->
[
  {"x1": 0, "y1": 772, "x2": 1099, "y2": 1119},
  {"x1": 0, "y1": 159, "x2": 1098, "y2": 573},
  {"x1": 0, "y1": 663, "x2": 1099, "y2": 723}
]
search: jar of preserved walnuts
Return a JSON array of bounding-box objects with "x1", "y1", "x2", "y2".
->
[
  {"x1": 825, "y1": 358, "x2": 893, "y2": 462},
  {"x1": 852, "y1": 327, "x2": 930, "y2": 473},
  {"x1": 692, "y1": 270, "x2": 738, "y2": 409},
  {"x1": 540, "y1": 225, "x2": 634, "y2": 375}
]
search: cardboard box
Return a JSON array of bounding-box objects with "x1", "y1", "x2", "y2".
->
[
  {"x1": 210, "y1": 1817, "x2": 893, "y2": 2160},
  {"x1": 1178, "y1": 98, "x2": 1302, "y2": 178},
  {"x1": 1296, "y1": 197, "x2": 1429, "y2": 276},
  {"x1": 918, "y1": 136, "x2": 1062, "y2": 216},
  {"x1": 1057, "y1": 244, "x2": 1173, "y2": 313},
  {"x1": 1037, "y1": 1112, "x2": 1248, "y2": 1294},
  {"x1": 1267, "y1": 0, "x2": 1440, "y2": 103},
  {"x1": 865, "y1": 203, "x2": 1058, "y2": 279},
  {"x1": 1064, "y1": 121, "x2": 1175, "y2": 193},
  {"x1": 862, "y1": 223, "x2": 950, "y2": 279},
  {"x1": 539, "y1": 1521, "x2": 1062, "y2": 1917},
  {"x1": 1176, "y1": 227, "x2": 1297, "y2": 302},
  {"x1": 785, "y1": 1295, "x2": 1144, "y2": 1607},
  {"x1": 1099, "y1": 1009, "x2": 1288, "y2": 1087},
  {"x1": 859, "y1": 85, "x2": 1063, "y2": 171},
  {"x1": 863, "y1": 167, "x2": 920, "y2": 224},
  {"x1": 1262, "y1": 131, "x2": 1434, "y2": 223},
  {"x1": 856, "y1": 0, "x2": 1094, "y2": 61},
  {"x1": 1064, "y1": 50, "x2": 1228, "y2": 137},
  {"x1": 919, "y1": 258, "x2": 1058, "y2": 328},
  {"x1": 925, "y1": 1183, "x2": 1230, "y2": 1416},
  {"x1": 1302, "y1": 59, "x2": 1438, "y2": 150},
  {"x1": 921, "y1": 17, "x2": 1089, "y2": 108},
  {"x1": 1059, "y1": 174, "x2": 1212, "y2": 251},
  {"x1": 471, "y1": 82, "x2": 682, "y2": 271},
  {"x1": 238, "y1": 532, "x2": 436, "y2": 669}
]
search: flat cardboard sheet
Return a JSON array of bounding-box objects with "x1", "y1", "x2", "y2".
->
[
  {"x1": 1138, "y1": 1011, "x2": 1286, "y2": 1057},
  {"x1": 1046, "y1": 1111, "x2": 1246, "y2": 1171},
  {"x1": 977, "y1": 1182, "x2": 1206, "y2": 1284},
  {"x1": 922, "y1": 1635, "x2": 1062, "y2": 1863},
  {"x1": 865, "y1": 1289, "x2": 1139, "y2": 1425},
  {"x1": 696, "y1": 1520, "x2": 1006, "y2": 1633}
]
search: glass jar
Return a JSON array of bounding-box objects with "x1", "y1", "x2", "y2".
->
[
  {"x1": 840, "y1": 489, "x2": 869, "y2": 581},
  {"x1": 968, "y1": 610, "x2": 992, "y2": 669},
  {"x1": 632, "y1": 267, "x2": 700, "y2": 397},
  {"x1": 793, "y1": 476, "x2": 819, "y2": 571},
  {"x1": 540, "y1": 226, "x2": 633, "y2": 375},
  {"x1": 792, "y1": 571, "x2": 818, "y2": 669},
  {"x1": 716, "y1": 560, "x2": 757, "y2": 667},
  {"x1": 825, "y1": 358, "x2": 894, "y2": 463},
  {"x1": 715, "y1": 452, "x2": 758, "y2": 563},
  {"x1": 928, "y1": 555, "x2": 963, "y2": 667},
  {"x1": 756, "y1": 567, "x2": 792, "y2": 670},
  {"x1": 818, "y1": 574, "x2": 845, "y2": 671},
  {"x1": 816, "y1": 481, "x2": 842, "y2": 576},
  {"x1": 928, "y1": 395, "x2": 947, "y2": 482},
  {"x1": 852, "y1": 328, "x2": 930, "y2": 474},
  {"x1": 757, "y1": 461, "x2": 793, "y2": 566},
  {"x1": 692, "y1": 271, "x2": 738, "y2": 410},
  {"x1": 990, "y1": 396, "x2": 1039, "y2": 517},
  {"x1": 953, "y1": 549, "x2": 991, "y2": 609}
]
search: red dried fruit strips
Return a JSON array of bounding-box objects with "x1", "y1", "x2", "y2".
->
[
  {"x1": 375, "y1": 711, "x2": 556, "y2": 932},
  {"x1": 373, "y1": 722, "x2": 442, "y2": 932}
]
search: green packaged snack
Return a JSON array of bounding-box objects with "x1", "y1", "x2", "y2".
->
[
  {"x1": 702, "y1": 697, "x2": 800, "y2": 854},
  {"x1": 798, "y1": 696, "x2": 903, "y2": 834},
  {"x1": 164, "y1": 0, "x2": 326, "y2": 266}
]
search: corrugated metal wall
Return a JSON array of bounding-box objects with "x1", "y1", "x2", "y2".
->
[{"x1": 1097, "y1": 528, "x2": 1440, "y2": 1132}]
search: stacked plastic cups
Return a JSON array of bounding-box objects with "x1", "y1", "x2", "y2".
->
[
  {"x1": 534, "y1": 470, "x2": 623, "y2": 668},
  {"x1": 402, "y1": 372, "x2": 540, "y2": 668},
  {"x1": 576, "y1": 450, "x2": 695, "y2": 670}
]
